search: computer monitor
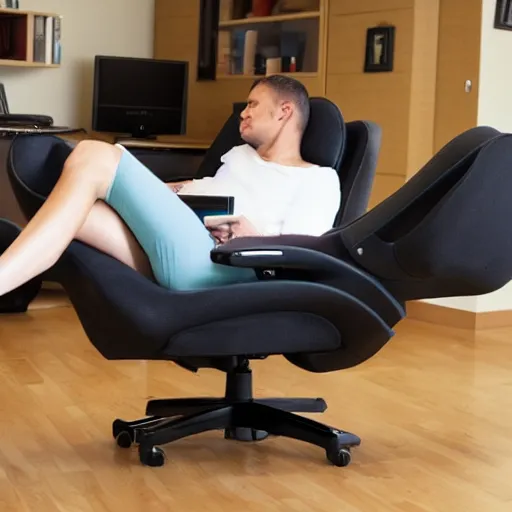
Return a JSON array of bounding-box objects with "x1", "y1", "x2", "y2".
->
[{"x1": 92, "y1": 55, "x2": 188, "y2": 139}]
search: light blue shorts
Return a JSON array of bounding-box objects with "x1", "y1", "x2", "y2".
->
[{"x1": 104, "y1": 147, "x2": 258, "y2": 291}]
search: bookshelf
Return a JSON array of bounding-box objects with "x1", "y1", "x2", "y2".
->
[
  {"x1": 0, "y1": 8, "x2": 62, "y2": 68},
  {"x1": 216, "y1": 0, "x2": 325, "y2": 78}
]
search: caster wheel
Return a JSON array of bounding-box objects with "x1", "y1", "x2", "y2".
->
[
  {"x1": 327, "y1": 447, "x2": 352, "y2": 467},
  {"x1": 112, "y1": 419, "x2": 135, "y2": 448},
  {"x1": 139, "y1": 446, "x2": 166, "y2": 467},
  {"x1": 115, "y1": 430, "x2": 134, "y2": 449}
]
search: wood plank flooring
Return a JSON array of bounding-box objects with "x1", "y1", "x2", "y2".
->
[{"x1": 0, "y1": 292, "x2": 511, "y2": 511}]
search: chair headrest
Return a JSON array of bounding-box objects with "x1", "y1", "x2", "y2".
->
[
  {"x1": 197, "y1": 97, "x2": 346, "y2": 178},
  {"x1": 301, "y1": 97, "x2": 346, "y2": 169}
]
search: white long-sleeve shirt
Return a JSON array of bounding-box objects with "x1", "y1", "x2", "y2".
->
[{"x1": 179, "y1": 144, "x2": 341, "y2": 236}]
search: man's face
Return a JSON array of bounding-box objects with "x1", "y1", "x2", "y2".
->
[{"x1": 239, "y1": 84, "x2": 289, "y2": 146}]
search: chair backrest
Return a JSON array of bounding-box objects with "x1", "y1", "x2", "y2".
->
[
  {"x1": 339, "y1": 125, "x2": 512, "y2": 301},
  {"x1": 333, "y1": 120, "x2": 381, "y2": 226}
]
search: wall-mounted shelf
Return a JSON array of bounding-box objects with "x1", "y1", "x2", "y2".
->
[
  {"x1": 0, "y1": 8, "x2": 62, "y2": 68},
  {"x1": 0, "y1": 58, "x2": 59, "y2": 68},
  {"x1": 219, "y1": 10, "x2": 320, "y2": 28}
]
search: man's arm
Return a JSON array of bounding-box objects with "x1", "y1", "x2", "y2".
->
[{"x1": 206, "y1": 215, "x2": 261, "y2": 245}]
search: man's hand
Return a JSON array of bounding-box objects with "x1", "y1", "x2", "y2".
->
[
  {"x1": 167, "y1": 180, "x2": 192, "y2": 193},
  {"x1": 207, "y1": 215, "x2": 261, "y2": 245}
]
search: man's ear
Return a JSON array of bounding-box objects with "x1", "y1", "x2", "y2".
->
[{"x1": 278, "y1": 100, "x2": 293, "y2": 122}]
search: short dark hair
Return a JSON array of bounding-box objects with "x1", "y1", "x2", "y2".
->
[{"x1": 250, "y1": 75, "x2": 310, "y2": 133}]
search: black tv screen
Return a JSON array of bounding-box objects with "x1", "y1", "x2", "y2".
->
[{"x1": 92, "y1": 55, "x2": 188, "y2": 138}]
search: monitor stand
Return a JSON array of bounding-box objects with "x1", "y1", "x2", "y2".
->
[
  {"x1": 131, "y1": 124, "x2": 157, "y2": 140},
  {"x1": 114, "y1": 126, "x2": 157, "y2": 144}
]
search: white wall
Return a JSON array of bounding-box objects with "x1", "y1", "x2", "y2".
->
[
  {"x1": 424, "y1": 0, "x2": 512, "y2": 313},
  {"x1": 478, "y1": 0, "x2": 512, "y2": 133},
  {"x1": 0, "y1": 0, "x2": 155, "y2": 130},
  {"x1": 473, "y1": 0, "x2": 512, "y2": 312}
]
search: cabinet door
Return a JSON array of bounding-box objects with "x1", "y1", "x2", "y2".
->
[{"x1": 434, "y1": 0, "x2": 482, "y2": 152}]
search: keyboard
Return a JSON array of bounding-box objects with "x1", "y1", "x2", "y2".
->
[{"x1": 0, "y1": 114, "x2": 54, "y2": 127}]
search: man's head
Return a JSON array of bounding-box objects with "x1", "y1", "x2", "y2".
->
[{"x1": 239, "y1": 75, "x2": 310, "y2": 148}]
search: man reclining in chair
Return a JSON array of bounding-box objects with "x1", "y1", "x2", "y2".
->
[{"x1": 0, "y1": 75, "x2": 341, "y2": 296}]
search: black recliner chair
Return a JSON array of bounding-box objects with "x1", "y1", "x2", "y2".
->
[{"x1": 4, "y1": 108, "x2": 510, "y2": 469}]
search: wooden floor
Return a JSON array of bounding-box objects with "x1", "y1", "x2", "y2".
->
[{"x1": 0, "y1": 292, "x2": 511, "y2": 511}]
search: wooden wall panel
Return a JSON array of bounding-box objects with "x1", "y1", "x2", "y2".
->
[
  {"x1": 326, "y1": 0, "x2": 440, "y2": 208},
  {"x1": 368, "y1": 174, "x2": 405, "y2": 209},
  {"x1": 154, "y1": 11, "x2": 197, "y2": 61},
  {"x1": 433, "y1": 0, "x2": 482, "y2": 153},
  {"x1": 155, "y1": 0, "x2": 198, "y2": 18},
  {"x1": 326, "y1": 8, "x2": 414, "y2": 75},
  {"x1": 406, "y1": 0, "x2": 439, "y2": 178},
  {"x1": 326, "y1": 2, "x2": 414, "y2": 188},
  {"x1": 327, "y1": 73, "x2": 411, "y2": 178}
]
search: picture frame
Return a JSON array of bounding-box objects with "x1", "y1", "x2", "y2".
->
[
  {"x1": 0, "y1": 84, "x2": 9, "y2": 115},
  {"x1": 364, "y1": 25, "x2": 395, "y2": 73},
  {"x1": 494, "y1": 0, "x2": 512, "y2": 31}
]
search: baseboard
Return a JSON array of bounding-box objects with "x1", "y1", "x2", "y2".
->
[{"x1": 406, "y1": 301, "x2": 512, "y2": 330}]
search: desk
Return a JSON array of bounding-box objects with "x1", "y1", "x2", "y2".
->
[
  {"x1": 116, "y1": 139, "x2": 211, "y2": 183},
  {"x1": 0, "y1": 126, "x2": 85, "y2": 225},
  {"x1": 116, "y1": 139, "x2": 211, "y2": 150}
]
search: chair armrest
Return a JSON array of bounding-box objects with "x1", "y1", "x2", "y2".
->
[
  {"x1": 212, "y1": 242, "x2": 360, "y2": 273},
  {"x1": 211, "y1": 243, "x2": 405, "y2": 327},
  {"x1": 212, "y1": 244, "x2": 340, "y2": 270}
]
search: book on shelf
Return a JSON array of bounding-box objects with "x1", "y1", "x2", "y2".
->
[{"x1": 33, "y1": 15, "x2": 62, "y2": 65}]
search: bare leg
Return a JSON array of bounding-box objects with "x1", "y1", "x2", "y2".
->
[
  {"x1": 76, "y1": 200, "x2": 153, "y2": 279},
  {"x1": 0, "y1": 140, "x2": 128, "y2": 296}
]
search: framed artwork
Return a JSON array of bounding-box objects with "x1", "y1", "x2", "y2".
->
[
  {"x1": 494, "y1": 0, "x2": 512, "y2": 30},
  {"x1": 0, "y1": 84, "x2": 9, "y2": 114},
  {"x1": 364, "y1": 25, "x2": 395, "y2": 73}
]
